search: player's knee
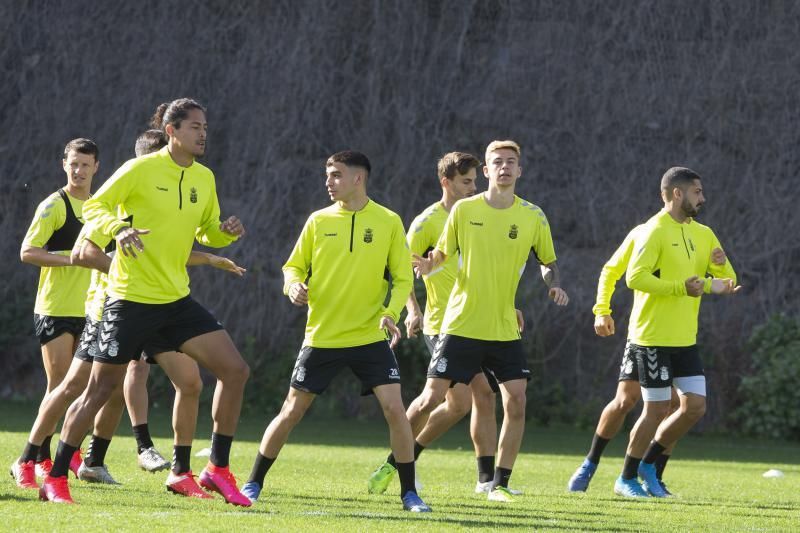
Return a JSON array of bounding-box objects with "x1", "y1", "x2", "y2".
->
[
  {"x1": 504, "y1": 392, "x2": 526, "y2": 420},
  {"x1": 178, "y1": 376, "x2": 202, "y2": 398},
  {"x1": 642, "y1": 402, "x2": 671, "y2": 420},
  {"x1": 62, "y1": 380, "x2": 86, "y2": 403},
  {"x1": 279, "y1": 397, "x2": 308, "y2": 426},
  {"x1": 222, "y1": 358, "x2": 250, "y2": 385},
  {"x1": 417, "y1": 389, "x2": 445, "y2": 414},
  {"x1": 451, "y1": 397, "x2": 471, "y2": 418},
  {"x1": 682, "y1": 397, "x2": 706, "y2": 421},
  {"x1": 381, "y1": 399, "x2": 407, "y2": 422},
  {"x1": 614, "y1": 394, "x2": 638, "y2": 413}
]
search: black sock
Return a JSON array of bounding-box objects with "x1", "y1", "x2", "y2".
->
[
  {"x1": 413, "y1": 442, "x2": 425, "y2": 460},
  {"x1": 655, "y1": 453, "x2": 670, "y2": 480},
  {"x1": 21, "y1": 442, "x2": 41, "y2": 463},
  {"x1": 386, "y1": 453, "x2": 396, "y2": 467},
  {"x1": 396, "y1": 461, "x2": 416, "y2": 496},
  {"x1": 247, "y1": 453, "x2": 276, "y2": 488},
  {"x1": 210, "y1": 433, "x2": 233, "y2": 468},
  {"x1": 586, "y1": 434, "x2": 610, "y2": 464},
  {"x1": 132, "y1": 424, "x2": 155, "y2": 454},
  {"x1": 50, "y1": 441, "x2": 78, "y2": 478},
  {"x1": 36, "y1": 435, "x2": 53, "y2": 462},
  {"x1": 172, "y1": 445, "x2": 192, "y2": 475},
  {"x1": 621, "y1": 454, "x2": 641, "y2": 480},
  {"x1": 477, "y1": 456, "x2": 495, "y2": 483},
  {"x1": 492, "y1": 467, "x2": 512, "y2": 488},
  {"x1": 85, "y1": 435, "x2": 111, "y2": 467},
  {"x1": 642, "y1": 440, "x2": 666, "y2": 464}
]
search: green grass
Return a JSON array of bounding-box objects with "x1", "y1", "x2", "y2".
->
[{"x1": 1, "y1": 401, "x2": 798, "y2": 531}]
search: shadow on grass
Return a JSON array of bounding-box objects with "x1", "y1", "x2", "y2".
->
[{"x1": 2, "y1": 400, "x2": 798, "y2": 465}]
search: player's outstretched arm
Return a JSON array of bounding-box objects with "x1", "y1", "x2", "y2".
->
[
  {"x1": 541, "y1": 261, "x2": 569, "y2": 306},
  {"x1": 20, "y1": 244, "x2": 72, "y2": 267},
  {"x1": 412, "y1": 250, "x2": 445, "y2": 278},
  {"x1": 186, "y1": 251, "x2": 246, "y2": 276},
  {"x1": 115, "y1": 227, "x2": 150, "y2": 258},
  {"x1": 71, "y1": 238, "x2": 111, "y2": 273}
]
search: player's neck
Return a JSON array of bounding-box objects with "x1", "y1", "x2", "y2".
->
[
  {"x1": 63, "y1": 183, "x2": 90, "y2": 200},
  {"x1": 167, "y1": 144, "x2": 195, "y2": 168},
  {"x1": 665, "y1": 203, "x2": 689, "y2": 223},
  {"x1": 339, "y1": 192, "x2": 369, "y2": 212},
  {"x1": 440, "y1": 192, "x2": 457, "y2": 212},
  {"x1": 484, "y1": 185, "x2": 515, "y2": 209}
]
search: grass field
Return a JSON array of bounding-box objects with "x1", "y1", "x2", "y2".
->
[{"x1": 1, "y1": 401, "x2": 798, "y2": 531}]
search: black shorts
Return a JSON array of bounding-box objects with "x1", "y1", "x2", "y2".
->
[
  {"x1": 34, "y1": 314, "x2": 84, "y2": 346},
  {"x1": 74, "y1": 317, "x2": 98, "y2": 362},
  {"x1": 618, "y1": 342, "x2": 639, "y2": 382},
  {"x1": 290, "y1": 341, "x2": 401, "y2": 396},
  {"x1": 75, "y1": 316, "x2": 177, "y2": 364},
  {"x1": 92, "y1": 296, "x2": 223, "y2": 365},
  {"x1": 628, "y1": 343, "x2": 704, "y2": 389},
  {"x1": 425, "y1": 334, "x2": 501, "y2": 393},
  {"x1": 427, "y1": 334, "x2": 531, "y2": 386}
]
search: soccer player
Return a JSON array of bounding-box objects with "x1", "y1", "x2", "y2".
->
[
  {"x1": 240, "y1": 151, "x2": 431, "y2": 513},
  {"x1": 39, "y1": 98, "x2": 251, "y2": 506},
  {"x1": 11, "y1": 129, "x2": 243, "y2": 491},
  {"x1": 613, "y1": 167, "x2": 738, "y2": 498},
  {"x1": 368, "y1": 152, "x2": 522, "y2": 495},
  {"x1": 410, "y1": 140, "x2": 569, "y2": 502},
  {"x1": 12, "y1": 139, "x2": 99, "y2": 483},
  {"x1": 121, "y1": 129, "x2": 243, "y2": 473}
]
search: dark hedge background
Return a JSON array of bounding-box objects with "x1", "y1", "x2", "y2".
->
[{"x1": 2, "y1": 1, "x2": 798, "y2": 431}]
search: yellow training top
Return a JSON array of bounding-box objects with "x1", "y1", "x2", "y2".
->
[
  {"x1": 283, "y1": 200, "x2": 413, "y2": 348},
  {"x1": 22, "y1": 190, "x2": 92, "y2": 317},
  {"x1": 592, "y1": 225, "x2": 643, "y2": 317},
  {"x1": 407, "y1": 202, "x2": 458, "y2": 335},
  {"x1": 626, "y1": 210, "x2": 737, "y2": 346},
  {"x1": 82, "y1": 147, "x2": 237, "y2": 304},
  {"x1": 437, "y1": 194, "x2": 557, "y2": 341}
]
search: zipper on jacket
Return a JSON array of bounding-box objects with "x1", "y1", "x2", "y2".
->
[
  {"x1": 349, "y1": 213, "x2": 356, "y2": 252},
  {"x1": 680, "y1": 227, "x2": 691, "y2": 259},
  {"x1": 178, "y1": 170, "x2": 185, "y2": 209}
]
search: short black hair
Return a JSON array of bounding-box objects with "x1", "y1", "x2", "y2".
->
[
  {"x1": 326, "y1": 150, "x2": 371, "y2": 176},
  {"x1": 63, "y1": 138, "x2": 99, "y2": 161},
  {"x1": 661, "y1": 167, "x2": 702, "y2": 199},
  {"x1": 135, "y1": 129, "x2": 167, "y2": 157}
]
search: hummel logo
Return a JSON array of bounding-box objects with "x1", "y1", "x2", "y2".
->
[
  {"x1": 672, "y1": 243, "x2": 679, "y2": 246},
  {"x1": 324, "y1": 233, "x2": 338, "y2": 237},
  {"x1": 469, "y1": 221, "x2": 483, "y2": 226},
  {"x1": 156, "y1": 186, "x2": 169, "y2": 192}
]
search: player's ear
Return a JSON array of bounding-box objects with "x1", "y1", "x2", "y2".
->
[{"x1": 483, "y1": 165, "x2": 490, "y2": 178}]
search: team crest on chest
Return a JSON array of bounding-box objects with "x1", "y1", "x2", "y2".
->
[
  {"x1": 190, "y1": 187, "x2": 198, "y2": 203},
  {"x1": 363, "y1": 228, "x2": 373, "y2": 243},
  {"x1": 509, "y1": 224, "x2": 518, "y2": 239}
]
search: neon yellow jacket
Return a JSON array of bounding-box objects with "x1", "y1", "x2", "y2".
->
[
  {"x1": 626, "y1": 210, "x2": 736, "y2": 346},
  {"x1": 82, "y1": 147, "x2": 237, "y2": 304},
  {"x1": 592, "y1": 225, "x2": 643, "y2": 317},
  {"x1": 283, "y1": 200, "x2": 412, "y2": 348}
]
